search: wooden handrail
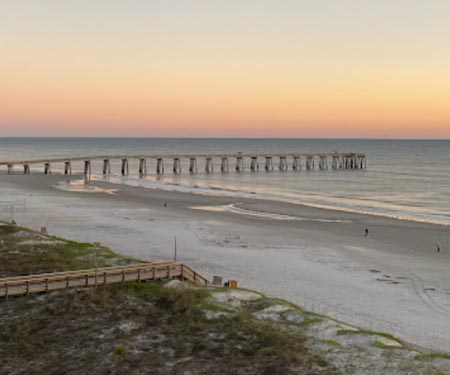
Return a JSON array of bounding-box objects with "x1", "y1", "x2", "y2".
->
[{"x1": 0, "y1": 262, "x2": 209, "y2": 298}]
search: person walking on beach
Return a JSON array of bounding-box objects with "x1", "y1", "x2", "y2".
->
[
  {"x1": 436, "y1": 243, "x2": 441, "y2": 253},
  {"x1": 364, "y1": 228, "x2": 369, "y2": 238}
]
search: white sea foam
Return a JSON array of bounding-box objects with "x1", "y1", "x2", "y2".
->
[
  {"x1": 72, "y1": 174, "x2": 450, "y2": 227},
  {"x1": 190, "y1": 203, "x2": 352, "y2": 223}
]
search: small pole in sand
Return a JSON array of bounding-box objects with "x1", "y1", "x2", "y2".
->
[
  {"x1": 174, "y1": 236, "x2": 177, "y2": 262},
  {"x1": 436, "y1": 243, "x2": 440, "y2": 253}
]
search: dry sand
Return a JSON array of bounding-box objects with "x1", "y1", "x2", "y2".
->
[{"x1": 1, "y1": 174, "x2": 450, "y2": 353}]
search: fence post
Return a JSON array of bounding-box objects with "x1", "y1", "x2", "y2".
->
[
  {"x1": 103, "y1": 272, "x2": 107, "y2": 285},
  {"x1": 5, "y1": 283, "x2": 8, "y2": 300},
  {"x1": 137, "y1": 269, "x2": 141, "y2": 282},
  {"x1": 122, "y1": 271, "x2": 125, "y2": 282},
  {"x1": 167, "y1": 266, "x2": 170, "y2": 278},
  {"x1": 26, "y1": 281, "x2": 30, "y2": 295},
  {"x1": 152, "y1": 267, "x2": 156, "y2": 280},
  {"x1": 180, "y1": 264, "x2": 184, "y2": 280},
  {"x1": 66, "y1": 277, "x2": 69, "y2": 289},
  {"x1": 85, "y1": 275, "x2": 89, "y2": 287}
]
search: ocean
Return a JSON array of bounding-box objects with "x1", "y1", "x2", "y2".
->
[{"x1": 0, "y1": 137, "x2": 449, "y2": 225}]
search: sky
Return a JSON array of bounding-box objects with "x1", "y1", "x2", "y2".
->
[{"x1": 0, "y1": 0, "x2": 449, "y2": 138}]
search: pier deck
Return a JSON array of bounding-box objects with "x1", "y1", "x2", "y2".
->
[{"x1": 0, "y1": 152, "x2": 366, "y2": 175}]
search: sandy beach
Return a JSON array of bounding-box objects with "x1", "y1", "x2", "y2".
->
[{"x1": 1, "y1": 174, "x2": 450, "y2": 353}]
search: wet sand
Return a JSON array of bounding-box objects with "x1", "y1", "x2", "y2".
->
[{"x1": 1, "y1": 174, "x2": 450, "y2": 352}]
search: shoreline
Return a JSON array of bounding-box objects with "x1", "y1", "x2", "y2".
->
[
  {"x1": 3, "y1": 169, "x2": 450, "y2": 227},
  {"x1": 1, "y1": 174, "x2": 450, "y2": 353}
]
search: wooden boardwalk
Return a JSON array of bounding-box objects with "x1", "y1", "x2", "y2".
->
[{"x1": 0, "y1": 262, "x2": 209, "y2": 299}]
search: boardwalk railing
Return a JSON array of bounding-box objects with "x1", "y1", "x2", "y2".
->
[{"x1": 0, "y1": 262, "x2": 209, "y2": 299}]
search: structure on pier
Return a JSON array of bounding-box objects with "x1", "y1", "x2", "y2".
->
[{"x1": 0, "y1": 152, "x2": 366, "y2": 176}]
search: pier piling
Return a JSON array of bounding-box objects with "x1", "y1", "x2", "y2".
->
[
  {"x1": 221, "y1": 157, "x2": 229, "y2": 173},
  {"x1": 139, "y1": 158, "x2": 147, "y2": 175},
  {"x1": 250, "y1": 157, "x2": 259, "y2": 172},
  {"x1": 205, "y1": 157, "x2": 213, "y2": 173},
  {"x1": 173, "y1": 158, "x2": 181, "y2": 174},
  {"x1": 292, "y1": 156, "x2": 301, "y2": 171},
  {"x1": 156, "y1": 158, "x2": 164, "y2": 175},
  {"x1": 64, "y1": 161, "x2": 72, "y2": 175},
  {"x1": 44, "y1": 162, "x2": 51, "y2": 175},
  {"x1": 121, "y1": 158, "x2": 129, "y2": 176},
  {"x1": 265, "y1": 157, "x2": 274, "y2": 171},
  {"x1": 189, "y1": 158, "x2": 198, "y2": 174},
  {"x1": 103, "y1": 159, "x2": 111, "y2": 175},
  {"x1": 84, "y1": 160, "x2": 91, "y2": 175},
  {"x1": 306, "y1": 156, "x2": 314, "y2": 171},
  {"x1": 236, "y1": 156, "x2": 244, "y2": 172}
]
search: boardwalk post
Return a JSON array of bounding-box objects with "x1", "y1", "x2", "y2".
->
[
  {"x1": 66, "y1": 277, "x2": 69, "y2": 289},
  {"x1": 167, "y1": 265, "x2": 171, "y2": 278},
  {"x1": 137, "y1": 269, "x2": 141, "y2": 282},
  {"x1": 26, "y1": 281, "x2": 30, "y2": 295},
  {"x1": 85, "y1": 274, "x2": 89, "y2": 287},
  {"x1": 5, "y1": 283, "x2": 8, "y2": 300},
  {"x1": 122, "y1": 270, "x2": 125, "y2": 282},
  {"x1": 45, "y1": 278, "x2": 49, "y2": 293},
  {"x1": 180, "y1": 264, "x2": 184, "y2": 280},
  {"x1": 152, "y1": 267, "x2": 156, "y2": 280},
  {"x1": 103, "y1": 272, "x2": 107, "y2": 285}
]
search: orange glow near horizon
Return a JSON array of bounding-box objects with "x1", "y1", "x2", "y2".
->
[{"x1": 1, "y1": 1, "x2": 449, "y2": 138}]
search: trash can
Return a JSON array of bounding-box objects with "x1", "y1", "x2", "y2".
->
[{"x1": 212, "y1": 276, "x2": 223, "y2": 286}]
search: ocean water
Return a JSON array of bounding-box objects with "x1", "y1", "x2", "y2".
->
[{"x1": 0, "y1": 137, "x2": 449, "y2": 225}]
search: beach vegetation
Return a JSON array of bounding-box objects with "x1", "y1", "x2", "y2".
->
[
  {"x1": 416, "y1": 353, "x2": 450, "y2": 361},
  {"x1": 0, "y1": 222, "x2": 141, "y2": 277},
  {"x1": 337, "y1": 328, "x2": 399, "y2": 342}
]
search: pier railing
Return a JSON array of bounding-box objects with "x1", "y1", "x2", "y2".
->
[
  {"x1": 0, "y1": 152, "x2": 366, "y2": 175},
  {"x1": 0, "y1": 262, "x2": 209, "y2": 299}
]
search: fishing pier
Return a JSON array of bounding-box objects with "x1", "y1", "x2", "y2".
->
[{"x1": 0, "y1": 152, "x2": 366, "y2": 176}]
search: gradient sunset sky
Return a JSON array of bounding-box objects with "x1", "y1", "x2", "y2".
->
[{"x1": 1, "y1": 1, "x2": 449, "y2": 138}]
